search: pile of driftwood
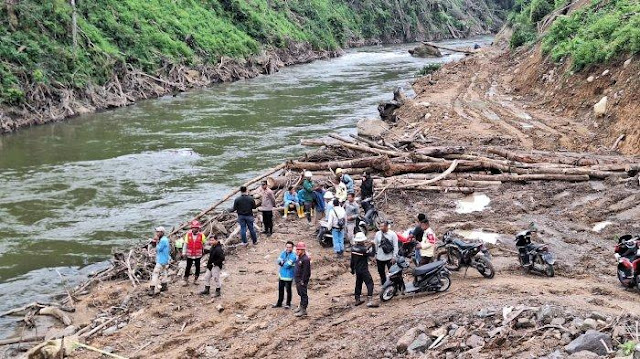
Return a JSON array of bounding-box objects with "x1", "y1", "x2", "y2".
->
[{"x1": 296, "y1": 133, "x2": 640, "y2": 195}]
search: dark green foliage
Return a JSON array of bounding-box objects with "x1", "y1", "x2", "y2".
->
[{"x1": 416, "y1": 63, "x2": 442, "y2": 76}]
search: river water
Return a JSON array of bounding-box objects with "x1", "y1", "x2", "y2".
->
[{"x1": 0, "y1": 37, "x2": 490, "y2": 337}]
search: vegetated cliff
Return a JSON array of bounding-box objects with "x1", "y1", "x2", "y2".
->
[
  {"x1": 0, "y1": 0, "x2": 510, "y2": 134},
  {"x1": 505, "y1": 0, "x2": 640, "y2": 155}
]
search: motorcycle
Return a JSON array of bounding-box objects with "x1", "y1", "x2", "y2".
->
[
  {"x1": 357, "y1": 197, "x2": 381, "y2": 235},
  {"x1": 614, "y1": 234, "x2": 640, "y2": 289},
  {"x1": 379, "y1": 257, "x2": 451, "y2": 302},
  {"x1": 515, "y1": 229, "x2": 556, "y2": 277},
  {"x1": 316, "y1": 220, "x2": 334, "y2": 248},
  {"x1": 436, "y1": 231, "x2": 495, "y2": 279}
]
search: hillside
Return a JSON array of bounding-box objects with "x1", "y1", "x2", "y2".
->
[{"x1": 0, "y1": 0, "x2": 509, "y2": 133}]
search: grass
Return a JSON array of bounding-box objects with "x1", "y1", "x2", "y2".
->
[{"x1": 0, "y1": 0, "x2": 508, "y2": 105}]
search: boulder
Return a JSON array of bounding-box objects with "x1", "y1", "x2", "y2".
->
[
  {"x1": 565, "y1": 330, "x2": 613, "y2": 356},
  {"x1": 357, "y1": 118, "x2": 389, "y2": 139},
  {"x1": 580, "y1": 318, "x2": 597, "y2": 331},
  {"x1": 551, "y1": 317, "x2": 566, "y2": 326},
  {"x1": 517, "y1": 317, "x2": 535, "y2": 328},
  {"x1": 537, "y1": 305, "x2": 563, "y2": 324},
  {"x1": 589, "y1": 312, "x2": 607, "y2": 321},
  {"x1": 408, "y1": 333, "x2": 432, "y2": 354},
  {"x1": 634, "y1": 343, "x2": 640, "y2": 359},
  {"x1": 587, "y1": 75, "x2": 595, "y2": 83},
  {"x1": 397, "y1": 327, "x2": 419, "y2": 353},
  {"x1": 567, "y1": 351, "x2": 600, "y2": 359},
  {"x1": 465, "y1": 334, "x2": 485, "y2": 349},
  {"x1": 430, "y1": 326, "x2": 448, "y2": 338},
  {"x1": 593, "y1": 96, "x2": 608, "y2": 117},
  {"x1": 409, "y1": 44, "x2": 443, "y2": 58}
]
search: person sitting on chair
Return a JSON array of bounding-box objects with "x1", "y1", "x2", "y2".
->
[{"x1": 284, "y1": 186, "x2": 302, "y2": 218}]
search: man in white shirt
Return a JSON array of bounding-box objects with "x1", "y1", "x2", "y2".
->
[
  {"x1": 374, "y1": 220, "x2": 399, "y2": 285},
  {"x1": 327, "y1": 198, "x2": 346, "y2": 258}
]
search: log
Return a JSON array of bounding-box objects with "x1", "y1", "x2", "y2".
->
[
  {"x1": 0, "y1": 335, "x2": 45, "y2": 346},
  {"x1": 39, "y1": 306, "x2": 72, "y2": 326},
  {"x1": 300, "y1": 138, "x2": 337, "y2": 147},
  {"x1": 328, "y1": 134, "x2": 405, "y2": 157},
  {"x1": 374, "y1": 179, "x2": 502, "y2": 188},
  {"x1": 415, "y1": 146, "x2": 466, "y2": 157},
  {"x1": 395, "y1": 173, "x2": 591, "y2": 182},
  {"x1": 288, "y1": 155, "x2": 386, "y2": 171},
  {"x1": 0, "y1": 302, "x2": 46, "y2": 317},
  {"x1": 266, "y1": 172, "x2": 299, "y2": 190},
  {"x1": 348, "y1": 134, "x2": 394, "y2": 151},
  {"x1": 487, "y1": 148, "x2": 602, "y2": 166},
  {"x1": 610, "y1": 134, "x2": 625, "y2": 151},
  {"x1": 422, "y1": 41, "x2": 475, "y2": 55}
]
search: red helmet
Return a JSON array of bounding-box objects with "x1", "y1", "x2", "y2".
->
[
  {"x1": 190, "y1": 220, "x2": 202, "y2": 229},
  {"x1": 296, "y1": 241, "x2": 306, "y2": 250}
]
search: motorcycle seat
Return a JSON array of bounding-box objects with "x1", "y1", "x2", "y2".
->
[
  {"x1": 453, "y1": 239, "x2": 478, "y2": 249},
  {"x1": 413, "y1": 260, "x2": 445, "y2": 276}
]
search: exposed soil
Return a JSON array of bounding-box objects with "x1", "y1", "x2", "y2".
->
[{"x1": 5, "y1": 38, "x2": 640, "y2": 359}]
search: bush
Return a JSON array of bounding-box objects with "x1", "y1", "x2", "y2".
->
[
  {"x1": 510, "y1": 23, "x2": 537, "y2": 48},
  {"x1": 416, "y1": 63, "x2": 442, "y2": 76},
  {"x1": 530, "y1": 0, "x2": 553, "y2": 22}
]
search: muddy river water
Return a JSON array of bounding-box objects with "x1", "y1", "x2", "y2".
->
[{"x1": 0, "y1": 37, "x2": 491, "y2": 337}]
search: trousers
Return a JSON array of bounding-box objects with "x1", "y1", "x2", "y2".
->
[
  {"x1": 238, "y1": 215, "x2": 258, "y2": 244},
  {"x1": 355, "y1": 271, "x2": 374, "y2": 297},
  {"x1": 296, "y1": 283, "x2": 308, "y2": 308},
  {"x1": 277, "y1": 279, "x2": 293, "y2": 306},
  {"x1": 184, "y1": 257, "x2": 201, "y2": 279},
  {"x1": 150, "y1": 263, "x2": 169, "y2": 289},
  {"x1": 262, "y1": 210, "x2": 273, "y2": 234},
  {"x1": 203, "y1": 266, "x2": 221, "y2": 289},
  {"x1": 376, "y1": 259, "x2": 392, "y2": 285}
]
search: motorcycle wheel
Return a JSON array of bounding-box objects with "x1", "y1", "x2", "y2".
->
[
  {"x1": 537, "y1": 255, "x2": 555, "y2": 277},
  {"x1": 476, "y1": 256, "x2": 495, "y2": 279},
  {"x1": 617, "y1": 266, "x2": 634, "y2": 288},
  {"x1": 436, "y1": 274, "x2": 451, "y2": 292},
  {"x1": 437, "y1": 248, "x2": 462, "y2": 271},
  {"x1": 380, "y1": 285, "x2": 397, "y2": 302}
]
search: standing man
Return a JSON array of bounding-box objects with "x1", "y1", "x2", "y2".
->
[
  {"x1": 409, "y1": 213, "x2": 426, "y2": 265},
  {"x1": 272, "y1": 241, "x2": 297, "y2": 309},
  {"x1": 200, "y1": 234, "x2": 225, "y2": 297},
  {"x1": 149, "y1": 226, "x2": 170, "y2": 296},
  {"x1": 335, "y1": 168, "x2": 354, "y2": 194},
  {"x1": 374, "y1": 220, "x2": 399, "y2": 285},
  {"x1": 417, "y1": 218, "x2": 437, "y2": 265},
  {"x1": 300, "y1": 171, "x2": 315, "y2": 225},
  {"x1": 294, "y1": 242, "x2": 311, "y2": 317},
  {"x1": 361, "y1": 172, "x2": 374, "y2": 199},
  {"x1": 327, "y1": 198, "x2": 346, "y2": 258},
  {"x1": 232, "y1": 186, "x2": 258, "y2": 245},
  {"x1": 344, "y1": 193, "x2": 360, "y2": 245},
  {"x1": 350, "y1": 232, "x2": 378, "y2": 307},
  {"x1": 260, "y1": 181, "x2": 276, "y2": 236},
  {"x1": 182, "y1": 220, "x2": 206, "y2": 286}
]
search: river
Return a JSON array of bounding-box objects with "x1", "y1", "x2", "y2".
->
[{"x1": 0, "y1": 37, "x2": 491, "y2": 338}]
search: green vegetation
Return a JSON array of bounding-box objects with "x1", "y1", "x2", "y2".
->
[
  {"x1": 417, "y1": 63, "x2": 442, "y2": 76},
  {"x1": 508, "y1": 0, "x2": 640, "y2": 70},
  {"x1": 619, "y1": 341, "x2": 637, "y2": 356},
  {"x1": 0, "y1": 0, "x2": 508, "y2": 105}
]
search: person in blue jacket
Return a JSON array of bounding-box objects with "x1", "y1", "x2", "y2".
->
[
  {"x1": 149, "y1": 226, "x2": 170, "y2": 296},
  {"x1": 272, "y1": 241, "x2": 298, "y2": 309},
  {"x1": 336, "y1": 168, "x2": 355, "y2": 194}
]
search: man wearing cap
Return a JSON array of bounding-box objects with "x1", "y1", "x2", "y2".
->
[
  {"x1": 182, "y1": 220, "x2": 206, "y2": 286},
  {"x1": 335, "y1": 168, "x2": 354, "y2": 194},
  {"x1": 232, "y1": 186, "x2": 258, "y2": 245},
  {"x1": 300, "y1": 172, "x2": 315, "y2": 225},
  {"x1": 260, "y1": 181, "x2": 276, "y2": 237},
  {"x1": 416, "y1": 218, "x2": 437, "y2": 265},
  {"x1": 374, "y1": 220, "x2": 399, "y2": 285},
  {"x1": 344, "y1": 193, "x2": 360, "y2": 245},
  {"x1": 200, "y1": 234, "x2": 225, "y2": 297},
  {"x1": 350, "y1": 232, "x2": 378, "y2": 307},
  {"x1": 294, "y1": 242, "x2": 311, "y2": 317},
  {"x1": 149, "y1": 226, "x2": 170, "y2": 296}
]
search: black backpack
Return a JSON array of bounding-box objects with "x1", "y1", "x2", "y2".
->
[
  {"x1": 333, "y1": 208, "x2": 345, "y2": 230},
  {"x1": 379, "y1": 233, "x2": 394, "y2": 254}
]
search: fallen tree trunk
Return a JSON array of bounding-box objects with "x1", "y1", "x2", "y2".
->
[
  {"x1": 348, "y1": 134, "x2": 394, "y2": 151},
  {"x1": 288, "y1": 155, "x2": 386, "y2": 171},
  {"x1": 392, "y1": 173, "x2": 591, "y2": 182},
  {"x1": 422, "y1": 41, "x2": 475, "y2": 55},
  {"x1": 0, "y1": 335, "x2": 45, "y2": 346},
  {"x1": 415, "y1": 146, "x2": 467, "y2": 157},
  {"x1": 266, "y1": 172, "x2": 300, "y2": 190},
  {"x1": 328, "y1": 134, "x2": 405, "y2": 157}
]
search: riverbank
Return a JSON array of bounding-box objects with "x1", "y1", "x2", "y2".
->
[{"x1": 4, "y1": 38, "x2": 640, "y2": 358}]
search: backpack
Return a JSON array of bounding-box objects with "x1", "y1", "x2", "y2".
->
[
  {"x1": 379, "y1": 233, "x2": 394, "y2": 254},
  {"x1": 333, "y1": 208, "x2": 345, "y2": 230}
]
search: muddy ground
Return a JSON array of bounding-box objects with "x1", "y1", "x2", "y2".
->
[{"x1": 5, "y1": 43, "x2": 640, "y2": 359}]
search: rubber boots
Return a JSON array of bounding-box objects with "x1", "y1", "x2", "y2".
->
[
  {"x1": 214, "y1": 288, "x2": 221, "y2": 297},
  {"x1": 160, "y1": 283, "x2": 168, "y2": 292},
  {"x1": 199, "y1": 286, "x2": 210, "y2": 295},
  {"x1": 354, "y1": 296, "x2": 365, "y2": 306},
  {"x1": 284, "y1": 207, "x2": 289, "y2": 217},
  {"x1": 366, "y1": 296, "x2": 379, "y2": 308},
  {"x1": 294, "y1": 307, "x2": 307, "y2": 317},
  {"x1": 297, "y1": 206, "x2": 304, "y2": 219}
]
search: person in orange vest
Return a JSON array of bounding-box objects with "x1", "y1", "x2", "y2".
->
[{"x1": 182, "y1": 220, "x2": 206, "y2": 286}]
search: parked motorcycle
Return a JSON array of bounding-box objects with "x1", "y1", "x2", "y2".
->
[
  {"x1": 515, "y1": 229, "x2": 556, "y2": 277},
  {"x1": 316, "y1": 220, "x2": 334, "y2": 248},
  {"x1": 379, "y1": 257, "x2": 451, "y2": 302},
  {"x1": 357, "y1": 197, "x2": 381, "y2": 235},
  {"x1": 436, "y1": 231, "x2": 495, "y2": 279},
  {"x1": 614, "y1": 234, "x2": 640, "y2": 289}
]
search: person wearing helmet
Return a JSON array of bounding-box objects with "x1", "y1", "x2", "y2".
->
[
  {"x1": 294, "y1": 241, "x2": 311, "y2": 317},
  {"x1": 322, "y1": 190, "x2": 334, "y2": 221},
  {"x1": 232, "y1": 186, "x2": 258, "y2": 245},
  {"x1": 299, "y1": 171, "x2": 315, "y2": 225},
  {"x1": 149, "y1": 226, "x2": 170, "y2": 296},
  {"x1": 350, "y1": 232, "x2": 378, "y2": 307},
  {"x1": 335, "y1": 168, "x2": 354, "y2": 194},
  {"x1": 182, "y1": 220, "x2": 206, "y2": 286}
]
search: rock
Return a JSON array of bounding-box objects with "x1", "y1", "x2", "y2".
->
[
  {"x1": 612, "y1": 325, "x2": 627, "y2": 339},
  {"x1": 477, "y1": 308, "x2": 496, "y2": 318},
  {"x1": 454, "y1": 327, "x2": 468, "y2": 338},
  {"x1": 103, "y1": 325, "x2": 118, "y2": 336},
  {"x1": 517, "y1": 317, "x2": 535, "y2": 329},
  {"x1": 551, "y1": 317, "x2": 566, "y2": 326},
  {"x1": 408, "y1": 333, "x2": 432, "y2": 354},
  {"x1": 594, "y1": 96, "x2": 608, "y2": 117},
  {"x1": 589, "y1": 312, "x2": 606, "y2": 321},
  {"x1": 430, "y1": 326, "x2": 448, "y2": 338},
  {"x1": 357, "y1": 118, "x2": 390, "y2": 138},
  {"x1": 624, "y1": 58, "x2": 632, "y2": 68},
  {"x1": 567, "y1": 351, "x2": 600, "y2": 359},
  {"x1": 465, "y1": 334, "x2": 485, "y2": 349},
  {"x1": 103, "y1": 346, "x2": 115, "y2": 353},
  {"x1": 537, "y1": 305, "x2": 562, "y2": 324},
  {"x1": 397, "y1": 327, "x2": 419, "y2": 353},
  {"x1": 408, "y1": 44, "x2": 443, "y2": 58},
  {"x1": 580, "y1": 318, "x2": 597, "y2": 331},
  {"x1": 565, "y1": 330, "x2": 613, "y2": 356},
  {"x1": 543, "y1": 349, "x2": 566, "y2": 359},
  {"x1": 488, "y1": 327, "x2": 503, "y2": 338},
  {"x1": 216, "y1": 304, "x2": 224, "y2": 313},
  {"x1": 634, "y1": 343, "x2": 640, "y2": 359},
  {"x1": 602, "y1": 69, "x2": 610, "y2": 76},
  {"x1": 587, "y1": 75, "x2": 595, "y2": 83}
]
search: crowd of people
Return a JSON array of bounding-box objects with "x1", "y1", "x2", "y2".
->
[{"x1": 146, "y1": 168, "x2": 438, "y2": 317}]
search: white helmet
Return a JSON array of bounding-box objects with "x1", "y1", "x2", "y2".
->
[
  {"x1": 354, "y1": 232, "x2": 367, "y2": 243},
  {"x1": 304, "y1": 171, "x2": 313, "y2": 178},
  {"x1": 323, "y1": 191, "x2": 334, "y2": 200},
  {"x1": 155, "y1": 226, "x2": 166, "y2": 233}
]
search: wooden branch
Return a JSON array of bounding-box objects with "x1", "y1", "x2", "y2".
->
[
  {"x1": 415, "y1": 146, "x2": 466, "y2": 157},
  {"x1": 0, "y1": 335, "x2": 45, "y2": 346},
  {"x1": 348, "y1": 134, "x2": 394, "y2": 151},
  {"x1": 422, "y1": 41, "x2": 475, "y2": 55},
  {"x1": 288, "y1": 155, "x2": 386, "y2": 171},
  {"x1": 328, "y1": 134, "x2": 404, "y2": 157}
]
